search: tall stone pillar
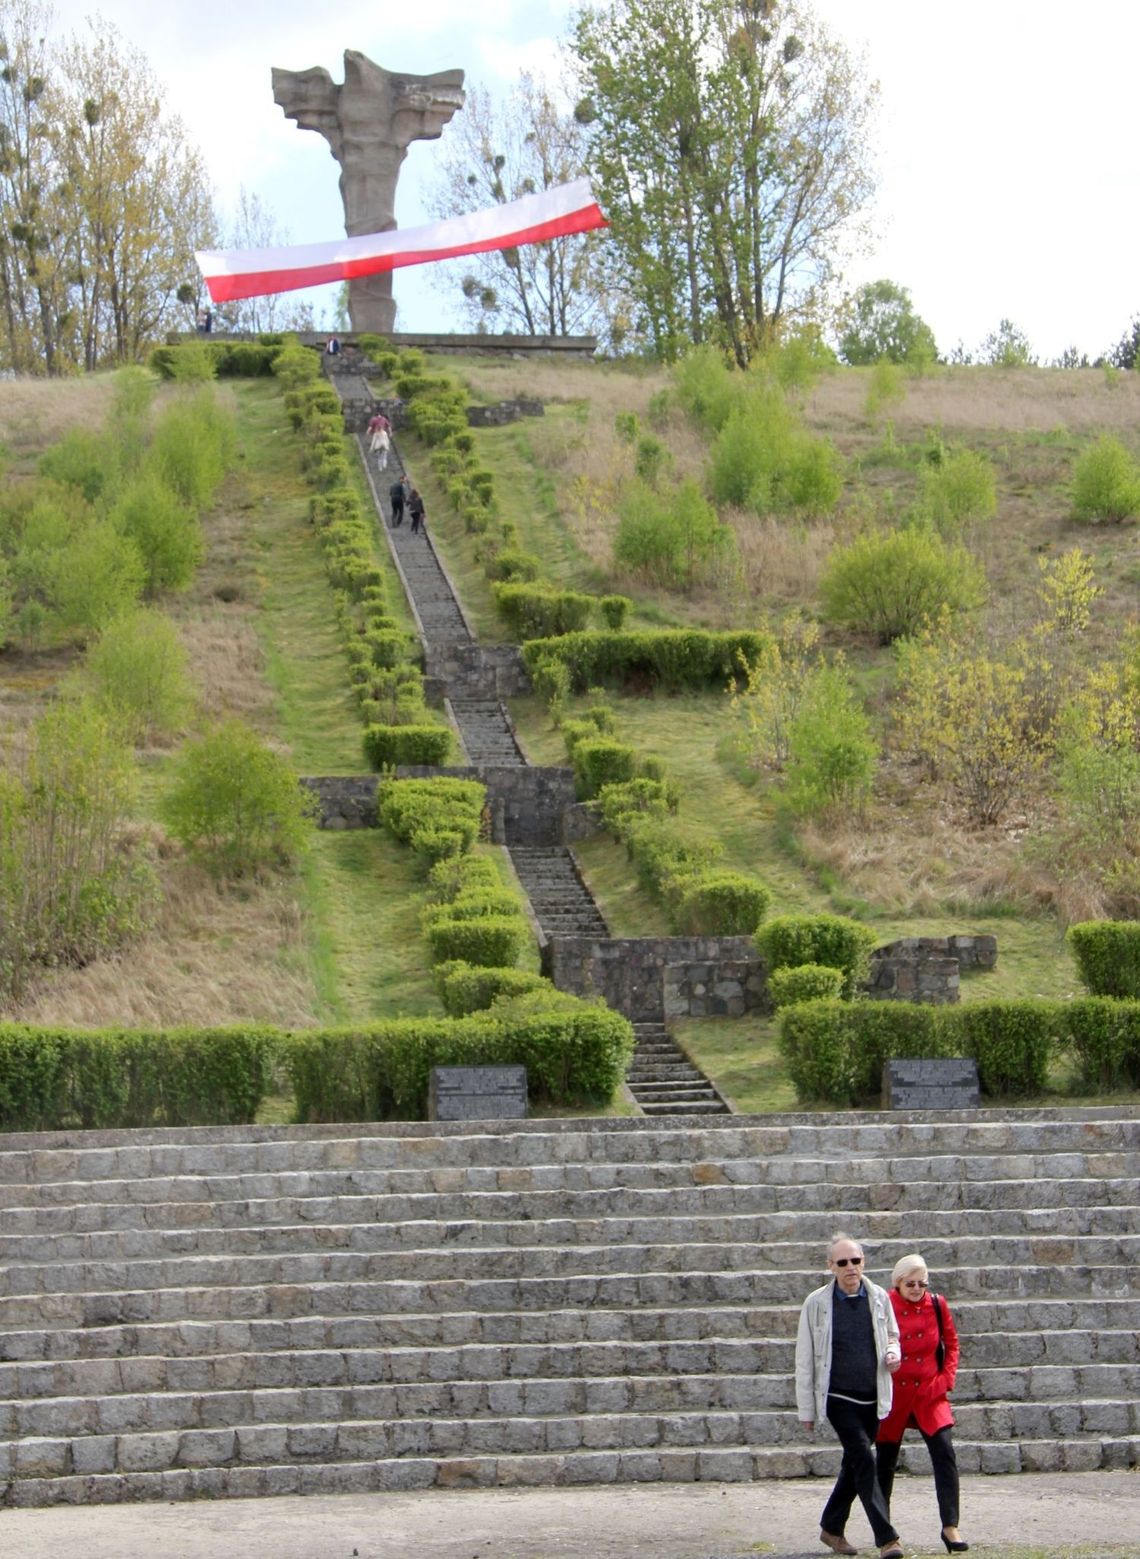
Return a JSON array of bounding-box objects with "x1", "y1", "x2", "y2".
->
[{"x1": 271, "y1": 50, "x2": 464, "y2": 333}]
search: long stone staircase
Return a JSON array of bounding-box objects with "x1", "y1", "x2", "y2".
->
[
  {"x1": 0, "y1": 1110, "x2": 1136, "y2": 1506},
  {"x1": 345, "y1": 401, "x2": 729, "y2": 1111}
]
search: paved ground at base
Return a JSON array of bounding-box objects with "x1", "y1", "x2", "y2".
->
[{"x1": 1, "y1": 1472, "x2": 1137, "y2": 1559}]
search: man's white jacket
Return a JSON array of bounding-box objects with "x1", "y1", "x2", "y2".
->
[{"x1": 795, "y1": 1277, "x2": 900, "y2": 1424}]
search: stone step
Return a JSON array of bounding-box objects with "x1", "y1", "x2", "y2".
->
[
  {"x1": 5, "y1": 1294, "x2": 1140, "y2": 1361},
  {"x1": 5, "y1": 1232, "x2": 1135, "y2": 1301},
  {"x1": 4, "y1": 1309, "x2": 1136, "y2": 1368},
  {"x1": 7, "y1": 1167, "x2": 1135, "y2": 1221},
  {"x1": 5, "y1": 1138, "x2": 1138, "y2": 1199},
  {"x1": 6, "y1": 1432, "x2": 1137, "y2": 1505},
  {"x1": 5, "y1": 1397, "x2": 1138, "y2": 1485},
  {"x1": 4, "y1": 1263, "x2": 1134, "y2": 1333},
  {"x1": 5, "y1": 1361, "x2": 1140, "y2": 1444},
  {"x1": 7, "y1": 1198, "x2": 1137, "y2": 1264}
]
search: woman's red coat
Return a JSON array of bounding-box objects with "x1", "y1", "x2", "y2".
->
[{"x1": 876, "y1": 1287, "x2": 959, "y2": 1443}]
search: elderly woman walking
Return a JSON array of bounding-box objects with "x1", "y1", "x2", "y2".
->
[{"x1": 876, "y1": 1254, "x2": 968, "y2": 1554}]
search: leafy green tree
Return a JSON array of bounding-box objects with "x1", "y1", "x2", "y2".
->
[
  {"x1": 1071, "y1": 435, "x2": 1140, "y2": 522},
  {"x1": 979, "y1": 318, "x2": 1037, "y2": 367},
  {"x1": 80, "y1": 607, "x2": 194, "y2": 744},
  {"x1": 110, "y1": 473, "x2": 203, "y2": 596},
  {"x1": 160, "y1": 719, "x2": 315, "y2": 878},
  {"x1": 839, "y1": 279, "x2": 937, "y2": 366},
  {"x1": 819, "y1": 527, "x2": 986, "y2": 643},
  {"x1": 783, "y1": 657, "x2": 878, "y2": 819},
  {"x1": 429, "y1": 73, "x2": 617, "y2": 342},
  {"x1": 0, "y1": 5, "x2": 217, "y2": 373},
  {"x1": 572, "y1": 0, "x2": 878, "y2": 363},
  {"x1": 0, "y1": 696, "x2": 157, "y2": 1000}
]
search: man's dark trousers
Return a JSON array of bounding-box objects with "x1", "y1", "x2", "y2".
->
[
  {"x1": 390, "y1": 490, "x2": 404, "y2": 527},
  {"x1": 821, "y1": 1395, "x2": 899, "y2": 1547}
]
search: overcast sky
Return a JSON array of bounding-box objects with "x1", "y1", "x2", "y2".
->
[{"x1": 57, "y1": 0, "x2": 1140, "y2": 360}]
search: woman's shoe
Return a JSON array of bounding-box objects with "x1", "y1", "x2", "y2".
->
[{"x1": 941, "y1": 1534, "x2": 969, "y2": 1553}]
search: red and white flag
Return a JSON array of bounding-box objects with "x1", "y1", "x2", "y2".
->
[{"x1": 196, "y1": 178, "x2": 607, "y2": 304}]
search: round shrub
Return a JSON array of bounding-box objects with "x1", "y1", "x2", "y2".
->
[
  {"x1": 755, "y1": 913, "x2": 879, "y2": 998},
  {"x1": 1071, "y1": 435, "x2": 1140, "y2": 522},
  {"x1": 767, "y1": 962, "x2": 845, "y2": 1009},
  {"x1": 436, "y1": 962, "x2": 549, "y2": 1016},
  {"x1": 819, "y1": 527, "x2": 986, "y2": 644}
]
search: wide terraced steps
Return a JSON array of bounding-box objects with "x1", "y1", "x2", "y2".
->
[{"x1": 0, "y1": 1110, "x2": 1137, "y2": 1507}]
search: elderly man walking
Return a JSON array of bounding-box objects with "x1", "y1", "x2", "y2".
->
[{"x1": 795, "y1": 1233, "x2": 905, "y2": 1559}]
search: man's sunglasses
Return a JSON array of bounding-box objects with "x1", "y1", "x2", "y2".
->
[{"x1": 834, "y1": 1256, "x2": 863, "y2": 1268}]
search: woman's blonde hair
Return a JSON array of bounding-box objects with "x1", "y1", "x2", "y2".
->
[{"x1": 891, "y1": 1252, "x2": 929, "y2": 1286}]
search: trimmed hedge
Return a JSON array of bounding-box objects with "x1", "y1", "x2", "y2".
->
[
  {"x1": 1068, "y1": 921, "x2": 1140, "y2": 998},
  {"x1": 671, "y1": 871, "x2": 771, "y2": 937},
  {"x1": 767, "y1": 963, "x2": 845, "y2": 1009},
  {"x1": 287, "y1": 998, "x2": 634, "y2": 1118},
  {"x1": 435, "y1": 961, "x2": 548, "y2": 1016},
  {"x1": 523, "y1": 629, "x2": 773, "y2": 694},
  {"x1": 363, "y1": 725, "x2": 453, "y2": 770},
  {"x1": 571, "y1": 738, "x2": 638, "y2": 800},
  {"x1": 493, "y1": 583, "x2": 595, "y2": 640},
  {"x1": 0, "y1": 1024, "x2": 277, "y2": 1131},
  {"x1": 775, "y1": 995, "x2": 1133, "y2": 1104},
  {"x1": 755, "y1": 914, "x2": 879, "y2": 999},
  {"x1": 425, "y1": 915, "x2": 528, "y2": 968}
]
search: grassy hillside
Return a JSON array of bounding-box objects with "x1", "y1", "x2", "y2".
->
[{"x1": 4, "y1": 352, "x2": 1140, "y2": 1112}]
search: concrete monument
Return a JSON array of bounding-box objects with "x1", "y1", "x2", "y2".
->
[{"x1": 272, "y1": 51, "x2": 464, "y2": 333}]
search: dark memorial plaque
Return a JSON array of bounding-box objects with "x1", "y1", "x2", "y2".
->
[
  {"x1": 883, "y1": 1057, "x2": 979, "y2": 1111},
  {"x1": 429, "y1": 1065, "x2": 528, "y2": 1121}
]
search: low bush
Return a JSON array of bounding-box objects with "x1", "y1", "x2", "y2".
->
[
  {"x1": 598, "y1": 595, "x2": 630, "y2": 630},
  {"x1": 819, "y1": 527, "x2": 987, "y2": 644},
  {"x1": 670, "y1": 870, "x2": 771, "y2": 936},
  {"x1": 424, "y1": 915, "x2": 528, "y2": 968},
  {"x1": 378, "y1": 778, "x2": 485, "y2": 864},
  {"x1": 1068, "y1": 920, "x2": 1140, "y2": 997},
  {"x1": 0, "y1": 1024, "x2": 277, "y2": 1130},
  {"x1": 522, "y1": 629, "x2": 772, "y2": 694},
  {"x1": 778, "y1": 999, "x2": 942, "y2": 1103},
  {"x1": 435, "y1": 962, "x2": 548, "y2": 1016},
  {"x1": 493, "y1": 583, "x2": 594, "y2": 640},
  {"x1": 946, "y1": 1000, "x2": 1057, "y2": 1096},
  {"x1": 756, "y1": 913, "x2": 879, "y2": 998},
  {"x1": 161, "y1": 718, "x2": 315, "y2": 878},
  {"x1": 767, "y1": 963, "x2": 845, "y2": 1009},
  {"x1": 287, "y1": 997, "x2": 634, "y2": 1119},
  {"x1": 1071, "y1": 435, "x2": 1140, "y2": 522},
  {"x1": 1064, "y1": 999, "x2": 1140, "y2": 1089},
  {"x1": 570, "y1": 738, "x2": 637, "y2": 800},
  {"x1": 362, "y1": 725, "x2": 452, "y2": 769}
]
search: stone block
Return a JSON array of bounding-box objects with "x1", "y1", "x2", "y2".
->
[{"x1": 118, "y1": 1432, "x2": 179, "y2": 1472}]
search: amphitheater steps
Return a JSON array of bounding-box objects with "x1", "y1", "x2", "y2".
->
[{"x1": 0, "y1": 1111, "x2": 1137, "y2": 1506}]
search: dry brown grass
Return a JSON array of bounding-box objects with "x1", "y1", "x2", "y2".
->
[
  {"x1": 455, "y1": 354, "x2": 669, "y2": 415},
  {"x1": 0, "y1": 374, "x2": 118, "y2": 458},
  {"x1": 5, "y1": 851, "x2": 319, "y2": 1030},
  {"x1": 807, "y1": 365, "x2": 1140, "y2": 439}
]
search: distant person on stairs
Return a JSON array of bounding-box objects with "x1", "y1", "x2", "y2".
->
[
  {"x1": 796, "y1": 1232, "x2": 904, "y2": 1559},
  {"x1": 876, "y1": 1254, "x2": 968, "y2": 1553},
  {"x1": 389, "y1": 476, "x2": 407, "y2": 527},
  {"x1": 408, "y1": 487, "x2": 426, "y2": 534},
  {"x1": 368, "y1": 410, "x2": 392, "y2": 469}
]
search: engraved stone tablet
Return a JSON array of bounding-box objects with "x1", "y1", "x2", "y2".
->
[
  {"x1": 883, "y1": 1057, "x2": 979, "y2": 1111},
  {"x1": 429, "y1": 1065, "x2": 528, "y2": 1121}
]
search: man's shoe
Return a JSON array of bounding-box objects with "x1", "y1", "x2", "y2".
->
[
  {"x1": 879, "y1": 1545, "x2": 905, "y2": 1559},
  {"x1": 821, "y1": 1533, "x2": 859, "y2": 1555}
]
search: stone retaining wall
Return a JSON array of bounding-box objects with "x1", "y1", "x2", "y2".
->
[
  {"x1": 426, "y1": 643, "x2": 531, "y2": 698},
  {"x1": 543, "y1": 936, "x2": 767, "y2": 1023},
  {"x1": 865, "y1": 935, "x2": 999, "y2": 1005}
]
